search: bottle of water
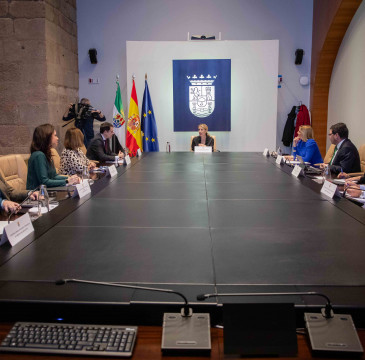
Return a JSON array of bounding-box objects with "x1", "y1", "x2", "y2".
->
[
  {"x1": 277, "y1": 146, "x2": 282, "y2": 156},
  {"x1": 38, "y1": 184, "x2": 49, "y2": 215},
  {"x1": 166, "y1": 142, "x2": 171, "y2": 153}
]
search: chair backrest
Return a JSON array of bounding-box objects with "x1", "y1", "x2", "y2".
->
[
  {"x1": 0, "y1": 154, "x2": 28, "y2": 191},
  {"x1": 190, "y1": 135, "x2": 217, "y2": 152},
  {"x1": 358, "y1": 144, "x2": 365, "y2": 172},
  {"x1": 51, "y1": 148, "x2": 60, "y2": 173},
  {"x1": 323, "y1": 144, "x2": 336, "y2": 164}
]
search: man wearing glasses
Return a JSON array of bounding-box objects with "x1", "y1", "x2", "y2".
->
[{"x1": 320, "y1": 122, "x2": 360, "y2": 175}]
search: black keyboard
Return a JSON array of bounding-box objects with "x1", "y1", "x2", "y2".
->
[{"x1": 0, "y1": 322, "x2": 138, "y2": 357}]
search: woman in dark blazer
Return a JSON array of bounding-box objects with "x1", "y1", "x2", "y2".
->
[{"x1": 191, "y1": 123, "x2": 214, "y2": 151}]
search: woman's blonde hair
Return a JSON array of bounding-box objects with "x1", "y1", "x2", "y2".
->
[
  {"x1": 64, "y1": 127, "x2": 85, "y2": 150},
  {"x1": 299, "y1": 125, "x2": 314, "y2": 141},
  {"x1": 198, "y1": 123, "x2": 209, "y2": 136}
]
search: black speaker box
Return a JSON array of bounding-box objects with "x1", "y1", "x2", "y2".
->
[
  {"x1": 88, "y1": 48, "x2": 98, "y2": 64},
  {"x1": 295, "y1": 49, "x2": 304, "y2": 65}
]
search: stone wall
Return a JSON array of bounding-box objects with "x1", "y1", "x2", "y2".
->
[{"x1": 0, "y1": 0, "x2": 78, "y2": 155}]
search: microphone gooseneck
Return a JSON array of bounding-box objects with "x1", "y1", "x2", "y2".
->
[
  {"x1": 7, "y1": 186, "x2": 40, "y2": 224},
  {"x1": 196, "y1": 291, "x2": 334, "y2": 319},
  {"x1": 56, "y1": 278, "x2": 192, "y2": 317}
]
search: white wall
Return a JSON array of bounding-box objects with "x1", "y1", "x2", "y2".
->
[
  {"x1": 327, "y1": 1, "x2": 365, "y2": 150},
  {"x1": 127, "y1": 40, "x2": 278, "y2": 151},
  {"x1": 77, "y1": 0, "x2": 313, "y2": 152}
]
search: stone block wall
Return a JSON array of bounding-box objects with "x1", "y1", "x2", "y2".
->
[{"x1": 0, "y1": 0, "x2": 78, "y2": 155}]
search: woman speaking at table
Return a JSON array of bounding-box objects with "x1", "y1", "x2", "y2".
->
[
  {"x1": 27, "y1": 124, "x2": 79, "y2": 189},
  {"x1": 191, "y1": 123, "x2": 214, "y2": 151},
  {"x1": 289, "y1": 125, "x2": 323, "y2": 166}
]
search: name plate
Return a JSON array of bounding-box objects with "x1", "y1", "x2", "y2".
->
[
  {"x1": 263, "y1": 148, "x2": 269, "y2": 156},
  {"x1": 124, "y1": 155, "x2": 131, "y2": 165},
  {"x1": 73, "y1": 180, "x2": 91, "y2": 199},
  {"x1": 320, "y1": 180, "x2": 338, "y2": 199},
  {"x1": 292, "y1": 165, "x2": 303, "y2": 178},
  {"x1": 137, "y1": 148, "x2": 142, "y2": 157},
  {"x1": 194, "y1": 146, "x2": 212, "y2": 153},
  {"x1": 276, "y1": 155, "x2": 283, "y2": 164},
  {"x1": 0, "y1": 213, "x2": 34, "y2": 247},
  {"x1": 107, "y1": 164, "x2": 118, "y2": 178}
]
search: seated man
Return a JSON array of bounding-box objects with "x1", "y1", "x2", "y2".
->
[
  {"x1": 0, "y1": 172, "x2": 38, "y2": 214},
  {"x1": 319, "y1": 123, "x2": 361, "y2": 175},
  {"x1": 86, "y1": 122, "x2": 125, "y2": 162}
]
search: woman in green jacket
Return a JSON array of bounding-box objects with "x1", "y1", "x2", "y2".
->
[{"x1": 27, "y1": 124, "x2": 79, "y2": 189}]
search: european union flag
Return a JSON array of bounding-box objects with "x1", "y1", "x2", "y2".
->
[
  {"x1": 141, "y1": 79, "x2": 159, "y2": 152},
  {"x1": 173, "y1": 59, "x2": 231, "y2": 131}
]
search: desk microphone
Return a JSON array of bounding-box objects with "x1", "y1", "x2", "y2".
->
[
  {"x1": 7, "y1": 186, "x2": 39, "y2": 224},
  {"x1": 56, "y1": 278, "x2": 211, "y2": 354},
  {"x1": 55, "y1": 278, "x2": 191, "y2": 316},
  {"x1": 197, "y1": 290, "x2": 333, "y2": 318}
]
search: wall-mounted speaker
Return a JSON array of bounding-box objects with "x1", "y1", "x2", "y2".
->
[
  {"x1": 88, "y1": 48, "x2": 98, "y2": 64},
  {"x1": 295, "y1": 49, "x2": 304, "y2": 65}
]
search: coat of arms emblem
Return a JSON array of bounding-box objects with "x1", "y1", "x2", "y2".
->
[{"x1": 188, "y1": 74, "x2": 217, "y2": 118}]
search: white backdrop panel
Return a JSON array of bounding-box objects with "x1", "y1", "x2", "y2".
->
[{"x1": 126, "y1": 40, "x2": 278, "y2": 152}]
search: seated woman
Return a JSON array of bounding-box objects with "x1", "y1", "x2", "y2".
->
[
  {"x1": 27, "y1": 124, "x2": 79, "y2": 189},
  {"x1": 191, "y1": 123, "x2": 214, "y2": 151},
  {"x1": 287, "y1": 125, "x2": 323, "y2": 166},
  {"x1": 60, "y1": 127, "x2": 96, "y2": 176}
]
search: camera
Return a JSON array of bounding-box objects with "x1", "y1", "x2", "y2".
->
[{"x1": 69, "y1": 102, "x2": 97, "y2": 121}]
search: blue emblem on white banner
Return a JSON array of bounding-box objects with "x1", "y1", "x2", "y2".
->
[{"x1": 173, "y1": 59, "x2": 231, "y2": 132}]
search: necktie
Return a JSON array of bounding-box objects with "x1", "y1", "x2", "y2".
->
[
  {"x1": 104, "y1": 140, "x2": 109, "y2": 153},
  {"x1": 330, "y1": 146, "x2": 338, "y2": 165}
]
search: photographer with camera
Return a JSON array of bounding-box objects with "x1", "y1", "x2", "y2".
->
[{"x1": 62, "y1": 98, "x2": 106, "y2": 148}]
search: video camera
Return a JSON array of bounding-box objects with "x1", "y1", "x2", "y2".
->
[{"x1": 69, "y1": 102, "x2": 97, "y2": 121}]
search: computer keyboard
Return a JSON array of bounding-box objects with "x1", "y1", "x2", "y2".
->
[{"x1": 0, "y1": 322, "x2": 138, "y2": 357}]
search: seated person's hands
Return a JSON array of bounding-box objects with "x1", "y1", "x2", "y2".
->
[
  {"x1": 284, "y1": 155, "x2": 294, "y2": 160},
  {"x1": 88, "y1": 162, "x2": 97, "y2": 170},
  {"x1": 319, "y1": 163, "x2": 328, "y2": 169},
  {"x1": 118, "y1": 151, "x2": 125, "y2": 159},
  {"x1": 198, "y1": 144, "x2": 206, "y2": 147},
  {"x1": 346, "y1": 187, "x2": 362, "y2": 198},
  {"x1": 30, "y1": 191, "x2": 39, "y2": 200},
  {"x1": 3, "y1": 200, "x2": 21, "y2": 214},
  {"x1": 68, "y1": 174, "x2": 80, "y2": 185},
  {"x1": 337, "y1": 172, "x2": 349, "y2": 179}
]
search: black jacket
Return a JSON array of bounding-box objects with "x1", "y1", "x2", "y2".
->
[
  {"x1": 281, "y1": 106, "x2": 297, "y2": 147},
  {"x1": 191, "y1": 135, "x2": 214, "y2": 151},
  {"x1": 86, "y1": 133, "x2": 117, "y2": 162},
  {"x1": 329, "y1": 139, "x2": 361, "y2": 174}
]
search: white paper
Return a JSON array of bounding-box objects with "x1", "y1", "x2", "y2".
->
[
  {"x1": 194, "y1": 146, "x2": 212, "y2": 153},
  {"x1": 137, "y1": 149, "x2": 142, "y2": 157},
  {"x1": 292, "y1": 165, "x2": 303, "y2": 177},
  {"x1": 1, "y1": 213, "x2": 34, "y2": 247},
  {"x1": 73, "y1": 181, "x2": 91, "y2": 199},
  {"x1": 276, "y1": 155, "x2": 283, "y2": 164},
  {"x1": 320, "y1": 180, "x2": 338, "y2": 199},
  {"x1": 107, "y1": 164, "x2": 118, "y2": 178},
  {"x1": 124, "y1": 155, "x2": 131, "y2": 165}
]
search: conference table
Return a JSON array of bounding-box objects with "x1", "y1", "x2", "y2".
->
[{"x1": 1, "y1": 152, "x2": 365, "y2": 359}]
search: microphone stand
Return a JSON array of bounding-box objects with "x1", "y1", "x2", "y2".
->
[
  {"x1": 56, "y1": 278, "x2": 211, "y2": 354},
  {"x1": 197, "y1": 290, "x2": 333, "y2": 318},
  {"x1": 7, "y1": 186, "x2": 39, "y2": 224}
]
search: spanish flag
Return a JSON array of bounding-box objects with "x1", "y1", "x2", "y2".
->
[{"x1": 126, "y1": 78, "x2": 142, "y2": 156}]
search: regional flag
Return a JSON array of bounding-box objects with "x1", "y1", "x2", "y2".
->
[
  {"x1": 126, "y1": 78, "x2": 142, "y2": 156},
  {"x1": 112, "y1": 80, "x2": 125, "y2": 147},
  {"x1": 141, "y1": 79, "x2": 159, "y2": 152}
]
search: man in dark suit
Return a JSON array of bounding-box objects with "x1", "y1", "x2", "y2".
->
[
  {"x1": 0, "y1": 172, "x2": 38, "y2": 214},
  {"x1": 86, "y1": 122, "x2": 125, "y2": 162},
  {"x1": 321, "y1": 123, "x2": 361, "y2": 175}
]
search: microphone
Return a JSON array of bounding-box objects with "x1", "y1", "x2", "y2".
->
[
  {"x1": 7, "y1": 186, "x2": 39, "y2": 224},
  {"x1": 55, "y1": 278, "x2": 191, "y2": 317},
  {"x1": 56, "y1": 278, "x2": 211, "y2": 354},
  {"x1": 197, "y1": 291, "x2": 334, "y2": 318}
]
